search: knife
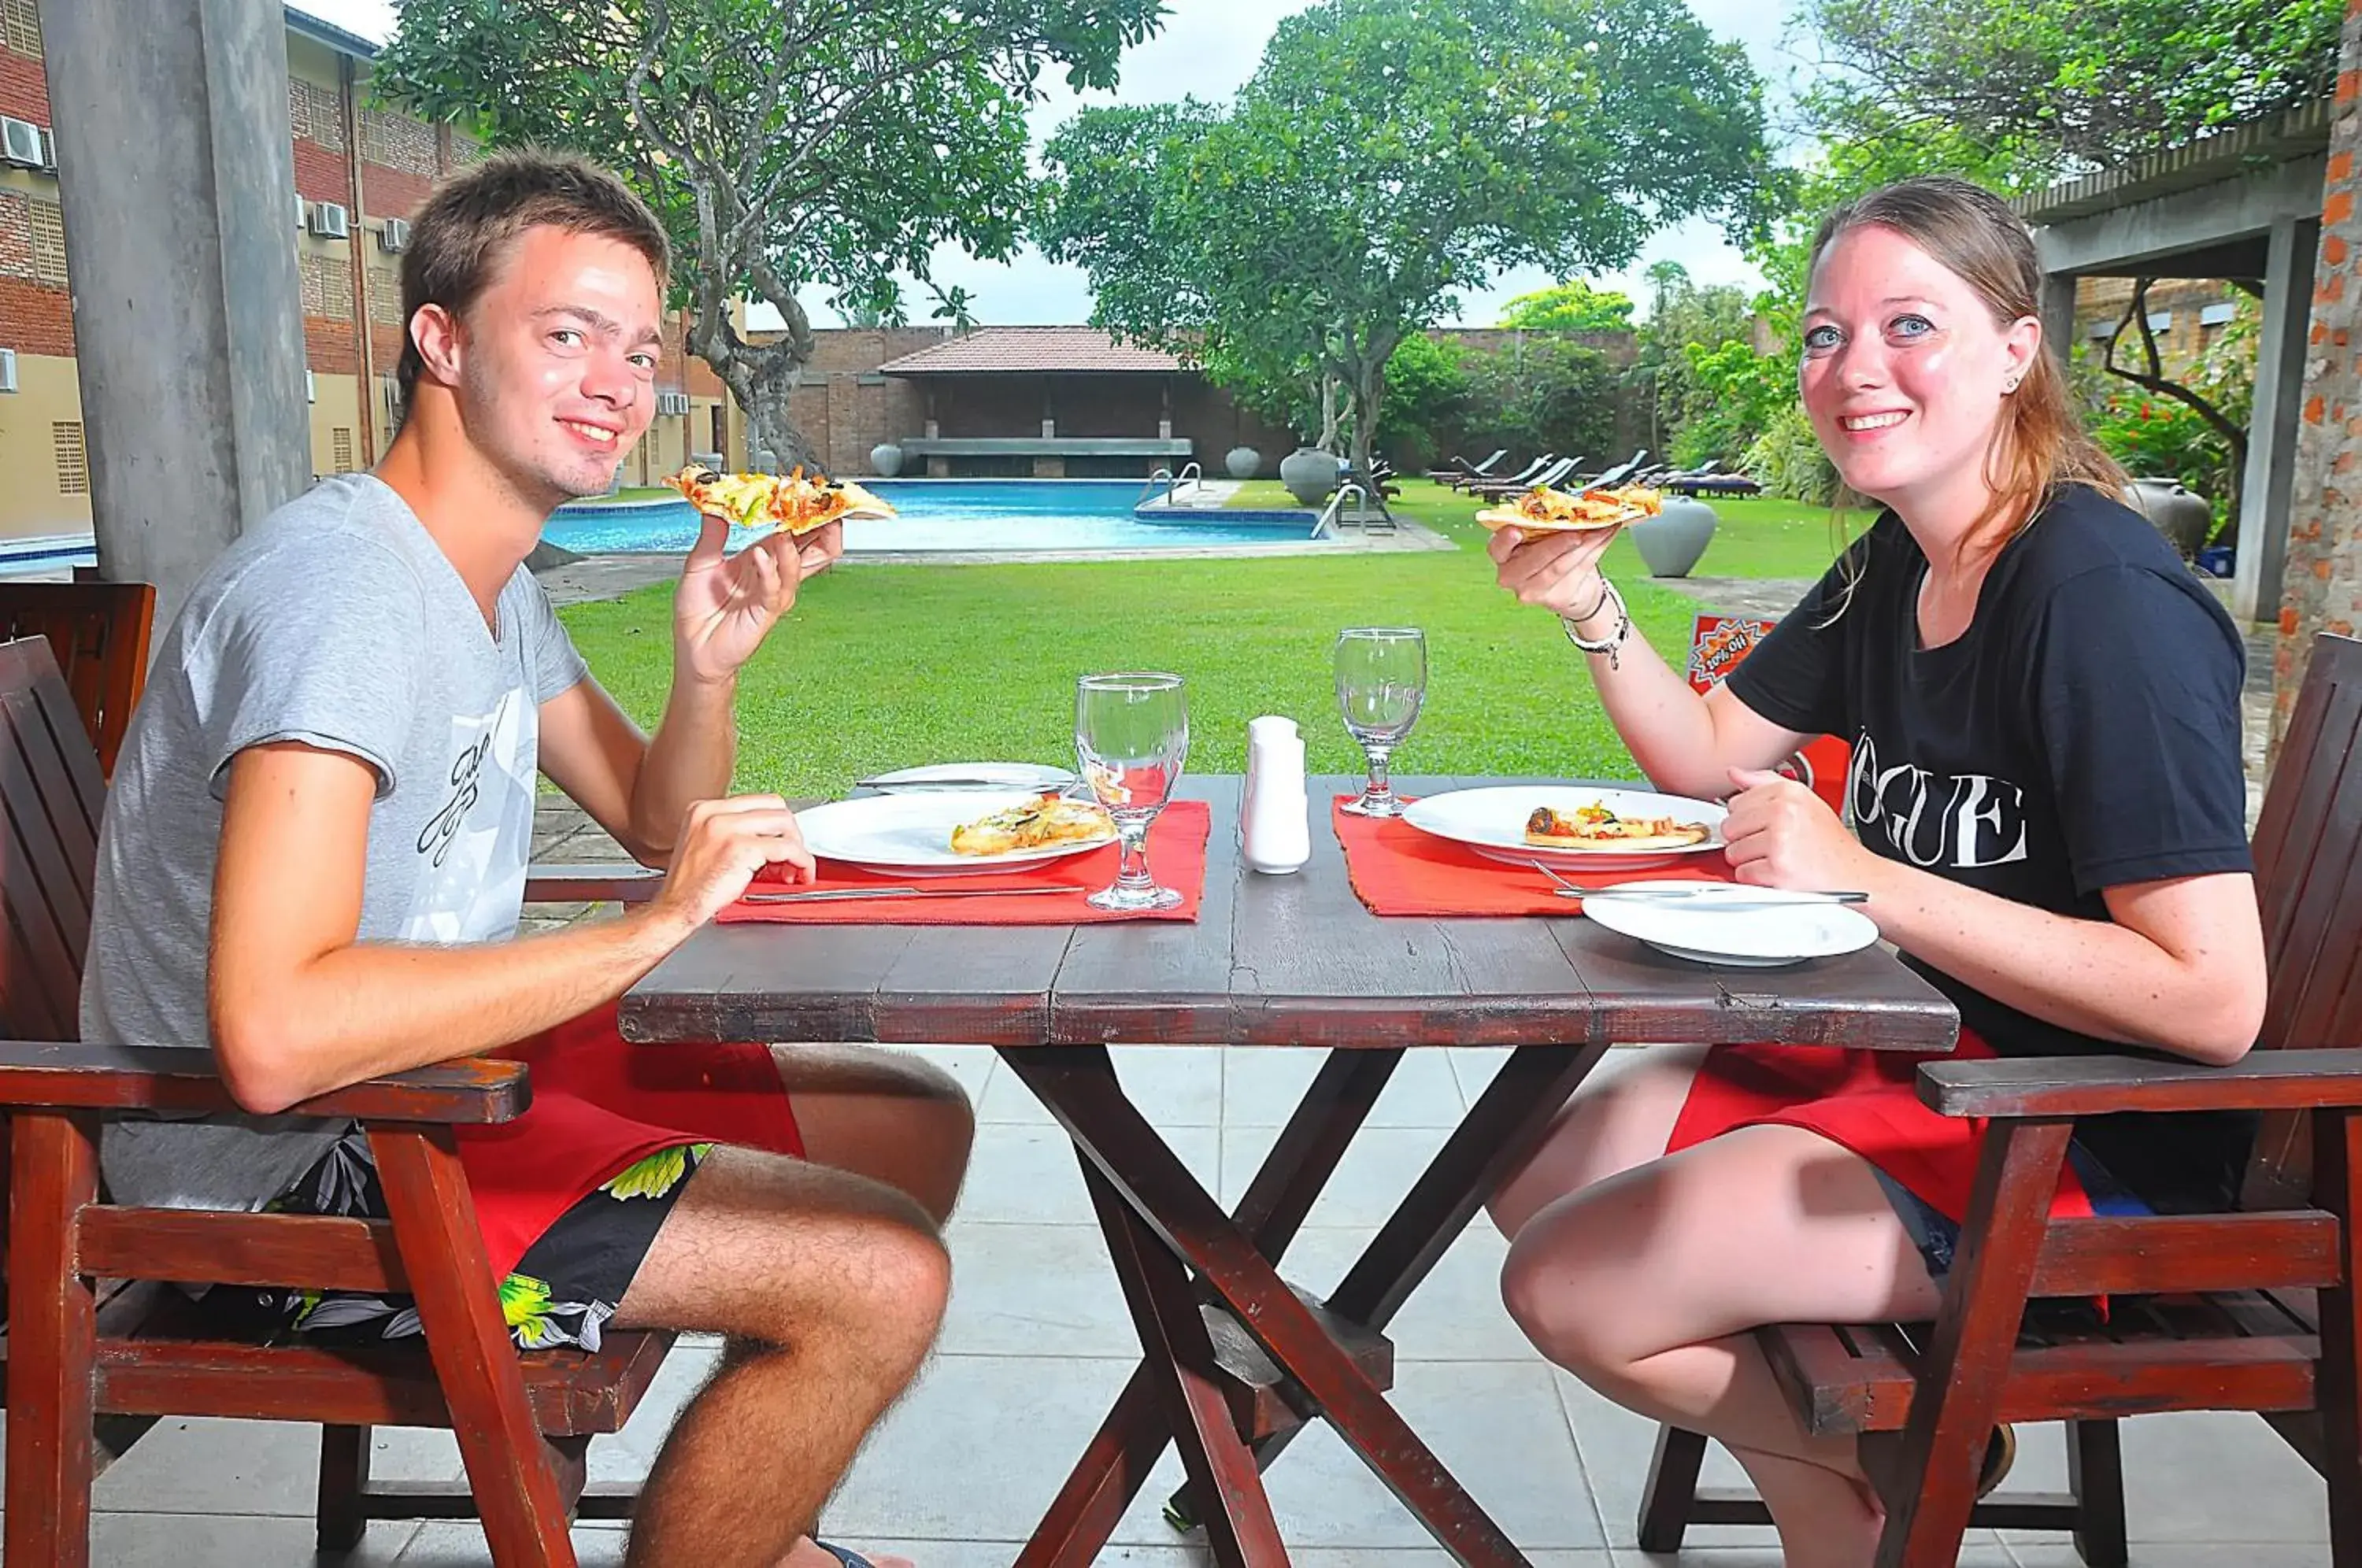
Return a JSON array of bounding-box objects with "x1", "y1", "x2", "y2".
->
[
  {"x1": 741, "y1": 885, "x2": 1072, "y2": 904},
  {"x1": 1569, "y1": 887, "x2": 1869, "y2": 905}
]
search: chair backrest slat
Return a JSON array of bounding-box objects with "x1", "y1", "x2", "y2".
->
[
  {"x1": 0, "y1": 582, "x2": 155, "y2": 779},
  {"x1": 2242, "y1": 634, "x2": 2362, "y2": 1209},
  {"x1": 0, "y1": 639, "x2": 107, "y2": 1041}
]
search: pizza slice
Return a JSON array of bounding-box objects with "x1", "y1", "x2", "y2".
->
[
  {"x1": 666, "y1": 464, "x2": 898, "y2": 536},
  {"x1": 1475, "y1": 483, "x2": 1664, "y2": 534},
  {"x1": 950, "y1": 793, "x2": 1117, "y2": 856},
  {"x1": 1524, "y1": 800, "x2": 1709, "y2": 852}
]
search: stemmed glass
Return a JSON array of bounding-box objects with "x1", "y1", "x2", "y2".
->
[
  {"x1": 1335, "y1": 627, "x2": 1427, "y2": 817},
  {"x1": 1075, "y1": 671, "x2": 1190, "y2": 912}
]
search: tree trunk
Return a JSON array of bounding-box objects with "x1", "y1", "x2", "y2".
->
[{"x1": 686, "y1": 295, "x2": 820, "y2": 475}]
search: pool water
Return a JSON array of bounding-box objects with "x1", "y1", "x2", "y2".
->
[{"x1": 542, "y1": 480, "x2": 1319, "y2": 554}]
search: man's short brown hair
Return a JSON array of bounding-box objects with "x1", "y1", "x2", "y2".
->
[{"x1": 394, "y1": 149, "x2": 672, "y2": 410}]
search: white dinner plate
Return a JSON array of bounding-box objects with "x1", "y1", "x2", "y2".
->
[
  {"x1": 1580, "y1": 880, "x2": 1880, "y2": 967},
  {"x1": 796, "y1": 790, "x2": 1113, "y2": 876},
  {"x1": 861, "y1": 761, "x2": 1076, "y2": 793},
  {"x1": 1400, "y1": 785, "x2": 1729, "y2": 871}
]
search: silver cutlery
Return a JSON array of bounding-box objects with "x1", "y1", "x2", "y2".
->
[
  {"x1": 852, "y1": 774, "x2": 1075, "y2": 791},
  {"x1": 742, "y1": 886, "x2": 1072, "y2": 904},
  {"x1": 1523, "y1": 860, "x2": 1864, "y2": 904}
]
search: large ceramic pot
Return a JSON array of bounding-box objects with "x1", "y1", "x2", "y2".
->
[
  {"x1": 1224, "y1": 445, "x2": 1262, "y2": 480},
  {"x1": 1279, "y1": 446, "x2": 1340, "y2": 505},
  {"x1": 2125, "y1": 477, "x2": 2211, "y2": 559},
  {"x1": 1629, "y1": 494, "x2": 1719, "y2": 578},
  {"x1": 870, "y1": 442, "x2": 905, "y2": 478}
]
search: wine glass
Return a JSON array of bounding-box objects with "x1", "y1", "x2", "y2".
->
[
  {"x1": 1075, "y1": 671, "x2": 1190, "y2": 912},
  {"x1": 1335, "y1": 627, "x2": 1426, "y2": 817}
]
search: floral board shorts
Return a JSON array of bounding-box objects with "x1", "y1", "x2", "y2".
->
[
  {"x1": 198, "y1": 1004, "x2": 806, "y2": 1353},
  {"x1": 203, "y1": 1130, "x2": 711, "y2": 1352}
]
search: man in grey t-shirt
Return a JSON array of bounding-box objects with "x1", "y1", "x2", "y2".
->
[{"x1": 83, "y1": 152, "x2": 965, "y2": 1568}]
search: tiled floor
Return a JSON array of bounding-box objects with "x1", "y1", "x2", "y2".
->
[{"x1": 71, "y1": 1041, "x2": 2335, "y2": 1566}]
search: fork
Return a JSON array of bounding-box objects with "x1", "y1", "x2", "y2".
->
[{"x1": 1525, "y1": 860, "x2": 1867, "y2": 904}]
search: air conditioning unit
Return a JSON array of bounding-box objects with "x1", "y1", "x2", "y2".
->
[
  {"x1": 379, "y1": 217, "x2": 409, "y2": 253},
  {"x1": 35, "y1": 128, "x2": 57, "y2": 172},
  {"x1": 0, "y1": 116, "x2": 43, "y2": 168},
  {"x1": 0, "y1": 349, "x2": 17, "y2": 394},
  {"x1": 309, "y1": 202, "x2": 350, "y2": 239},
  {"x1": 657, "y1": 390, "x2": 691, "y2": 416},
  {"x1": 305, "y1": 370, "x2": 316, "y2": 404},
  {"x1": 295, "y1": 194, "x2": 309, "y2": 230}
]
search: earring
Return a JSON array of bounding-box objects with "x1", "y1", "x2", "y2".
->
[{"x1": 2002, "y1": 376, "x2": 2021, "y2": 393}]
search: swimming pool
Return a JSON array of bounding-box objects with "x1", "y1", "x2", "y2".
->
[{"x1": 542, "y1": 480, "x2": 1319, "y2": 554}]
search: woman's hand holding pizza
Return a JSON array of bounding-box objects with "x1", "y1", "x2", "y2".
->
[
  {"x1": 1720, "y1": 767, "x2": 1883, "y2": 893},
  {"x1": 673, "y1": 512, "x2": 844, "y2": 686},
  {"x1": 1487, "y1": 521, "x2": 1623, "y2": 622}
]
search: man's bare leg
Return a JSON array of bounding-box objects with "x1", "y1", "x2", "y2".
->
[
  {"x1": 610, "y1": 1147, "x2": 950, "y2": 1568},
  {"x1": 767, "y1": 1044, "x2": 976, "y2": 1224}
]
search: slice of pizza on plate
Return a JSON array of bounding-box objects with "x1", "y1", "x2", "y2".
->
[
  {"x1": 667, "y1": 464, "x2": 898, "y2": 535},
  {"x1": 1525, "y1": 799, "x2": 1709, "y2": 852},
  {"x1": 950, "y1": 793, "x2": 1116, "y2": 856},
  {"x1": 1475, "y1": 483, "x2": 1664, "y2": 534}
]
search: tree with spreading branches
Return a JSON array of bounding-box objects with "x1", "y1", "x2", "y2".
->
[{"x1": 374, "y1": 0, "x2": 1167, "y2": 471}]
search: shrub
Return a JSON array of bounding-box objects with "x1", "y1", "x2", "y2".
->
[{"x1": 1742, "y1": 403, "x2": 1839, "y2": 504}]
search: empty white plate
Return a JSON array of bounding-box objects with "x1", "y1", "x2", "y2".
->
[
  {"x1": 860, "y1": 762, "x2": 1076, "y2": 793},
  {"x1": 1581, "y1": 880, "x2": 1879, "y2": 967}
]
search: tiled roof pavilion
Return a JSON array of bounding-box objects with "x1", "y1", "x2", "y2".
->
[{"x1": 878, "y1": 326, "x2": 1187, "y2": 375}]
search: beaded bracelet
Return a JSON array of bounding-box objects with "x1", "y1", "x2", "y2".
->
[{"x1": 1559, "y1": 578, "x2": 1632, "y2": 671}]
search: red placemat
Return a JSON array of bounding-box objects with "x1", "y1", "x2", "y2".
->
[
  {"x1": 716, "y1": 800, "x2": 1211, "y2": 925},
  {"x1": 1331, "y1": 796, "x2": 1733, "y2": 916}
]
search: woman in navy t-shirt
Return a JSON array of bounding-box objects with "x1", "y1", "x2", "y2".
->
[{"x1": 1483, "y1": 176, "x2": 2264, "y2": 1564}]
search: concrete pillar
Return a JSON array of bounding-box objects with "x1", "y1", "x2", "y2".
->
[
  {"x1": 2038, "y1": 272, "x2": 2079, "y2": 371},
  {"x1": 2233, "y1": 216, "x2": 2320, "y2": 625},
  {"x1": 1041, "y1": 375, "x2": 1057, "y2": 439},
  {"x1": 45, "y1": 0, "x2": 309, "y2": 634}
]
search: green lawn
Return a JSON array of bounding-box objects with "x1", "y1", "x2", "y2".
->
[
  {"x1": 1223, "y1": 479, "x2": 1309, "y2": 509},
  {"x1": 555, "y1": 479, "x2": 1849, "y2": 799}
]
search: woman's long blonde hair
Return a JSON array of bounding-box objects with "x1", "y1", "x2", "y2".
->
[{"x1": 1808, "y1": 176, "x2": 2126, "y2": 566}]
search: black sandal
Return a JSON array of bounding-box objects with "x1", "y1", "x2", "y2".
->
[{"x1": 813, "y1": 1544, "x2": 878, "y2": 1568}]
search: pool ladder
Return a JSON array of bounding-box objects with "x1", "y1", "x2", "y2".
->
[
  {"x1": 1312, "y1": 483, "x2": 1367, "y2": 540},
  {"x1": 1138, "y1": 462, "x2": 1207, "y2": 509}
]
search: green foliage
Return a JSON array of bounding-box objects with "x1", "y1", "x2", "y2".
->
[
  {"x1": 1801, "y1": 0, "x2": 2344, "y2": 175},
  {"x1": 1038, "y1": 0, "x2": 1776, "y2": 476},
  {"x1": 1498, "y1": 280, "x2": 1638, "y2": 334},
  {"x1": 1743, "y1": 404, "x2": 1840, "y2": 506},
  {"x1": 1456, "y1": 337, "x2": 1619, "y2": 468},
  {"x1": 2086, "y1": 394, "x2": 2229, "y2": 500},
  {"x1": 1627, "y1": 263, "x2": 1760, "y2": 462},
  {"x1": 1374, "y1": 335, "x2": 1471, "y2": 464},
  {"x1": 1674, "y1": 340, "x2": 1790, "y2": 468},
  {"x1": 372, "y1": 0, "x2": 1164, "y2": 463}
]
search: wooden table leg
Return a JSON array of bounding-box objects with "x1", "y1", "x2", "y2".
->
[
  {"x1": 1009, "y1": 1045, "x2": 1401, "y2": 1563},
  {"x1": 1083, "y1": 1156, "x2": 1290, "y2": 1567},
  {"x1": 1020, "y1": 1046, "x2": 1531, "y2": 1566},
  {"x1": 2314, "y1": 1108, "x2": 2362, "y2": 1566},
  {"x1": 1216, "y1": 1045, "x2": 1612, "y2": 1492}
]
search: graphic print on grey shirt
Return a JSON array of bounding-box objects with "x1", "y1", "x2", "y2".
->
[{"x1": 82, "y1": 473, "x2": 589, "y2": 1212}]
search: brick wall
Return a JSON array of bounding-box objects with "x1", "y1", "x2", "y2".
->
[
  {"x1": 303, "y1": 315, "x2": 358, "y2": 375},
  {"x1": 362, "y1": 162, "x2": 433, "y2": 220},
  {"x1": 2275, "y1": 0, "x2": 2362, "y2": 753},
  {"x1": 292, "y1": 139, "x2": 349, "y2": 206},
  {"x1": 0, "y1": 275, "x2": 69, "y2": 355},
  {"x1": 0, "y1": 43, "x2": 46, "y2": 124}
]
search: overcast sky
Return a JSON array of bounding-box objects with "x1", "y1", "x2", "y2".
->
[{"x1": 298, "y1": 0, "x2": 1813, "y2": 327}]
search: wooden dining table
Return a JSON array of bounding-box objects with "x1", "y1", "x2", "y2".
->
[{"x1": 616, "y1": 774, "x2": 1961, "y2": 1568}]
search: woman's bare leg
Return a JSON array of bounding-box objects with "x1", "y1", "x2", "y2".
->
[
  {"x1": 1486, "y1": 1045, "x2": 1709, "y2": 1238},
  {"x1": 1500, "y1": 1122, "x2": 1944, "y2": 1568}
]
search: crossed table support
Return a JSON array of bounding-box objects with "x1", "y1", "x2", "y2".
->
[{"x1": 1005, "y1": 1040, "x2": 1610, "y2": 1568}]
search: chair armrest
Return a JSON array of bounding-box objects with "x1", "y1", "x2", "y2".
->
[
  {"x1": 524, "y1": 861, "x2": 664, "y2": 904},
  {"x1": 1919, "y1": 1048, "x2": 2362, "y2": 1119},
  {"x1": 0, "y1": 1041, "x2": 530, "y2": 1124}
]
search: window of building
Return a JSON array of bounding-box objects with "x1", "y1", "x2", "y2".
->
[
  {"x1": 54, "y1": 421, "x2": 86, "y2": 495},
  {"x1": 28, "y1": 198, "x2": 66, "y2": 287},
  {"x1": 2, "y1": 0, "x2": 42, "y2": 57},
  {"x1": 300, "y1": 255, "x2": 354, "y2": 321},
  {"x1": 2199, "y1": 302, "x2": 2238, "y2": 328},
  {"x1": 331, "y1": 428, "x2": 354, "y2": 472},
  {"x1": 2145, "y1": 310, "x2": 2173, "y2": 332},
  {"x1": 368, "y1": 264, "x2": 403, "y2": 327}
]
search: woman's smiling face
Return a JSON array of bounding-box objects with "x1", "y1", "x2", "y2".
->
[{"x1": 1798, "y1": 222, "x2": 2039, "y2": 514}]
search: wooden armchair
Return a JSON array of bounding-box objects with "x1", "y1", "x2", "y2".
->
[
  {"x1": 0, "y1": 580, "x2": 156, "y2": 777},
  {"x1": 1639, "y1": 631, "x2": 2362, "y2": 1566},
  {"x1": 0, "y1": 634, "x2": 671, "y2": 1567}
]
